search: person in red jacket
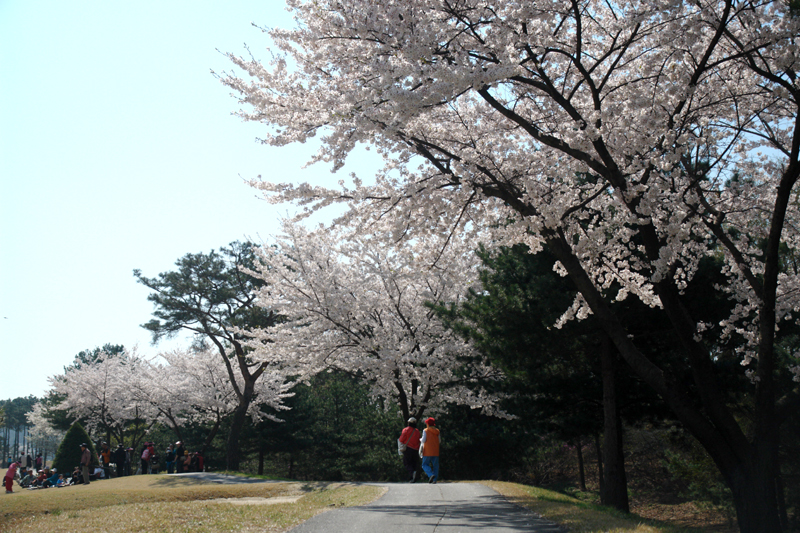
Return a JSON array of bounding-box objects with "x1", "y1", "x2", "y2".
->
[
  {"x1": 4, "y1": 460, "x2": 19, "y2": 493},
  {"x1": 398, "y1": 417, "x2": 421, "y2": 482},
  {"x1": 420, "y1": 417, "x2": 440, "y2": 484}
]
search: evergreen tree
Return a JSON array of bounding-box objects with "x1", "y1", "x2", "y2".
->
[
  {"x1": 52, "y1": 422, "x2": 97, "y2": 474},
  {"x1": 134, "y1": 241, "x2": 283, "y2": 471}
]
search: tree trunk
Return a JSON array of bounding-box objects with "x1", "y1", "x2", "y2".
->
[
  {"x1": 258, "y1": 447, "x2": 265, "y2": 476},
  {"x1": 575, "y1": 438, "x2": 586, "y2": 491},
  {"x1": 600, "y1": 335, "x2": 629, "y2": 513},
  {"x1": 200, "y1": 416, "x2": 222, "y2": 458},
  {"x1": 226, "y1": 402, "x2": 249, "y2": 471},
  {"x1": 226, "y1": 378, "x2": 257, "y2": 472},
  {"x1": 726, "y1": 455, "x2": 783, "y2": 533},
  {"x1": 594, "y1": 433, "x2": 604, "y2": 495},
  {"x1": 546, "y1": 233, "x2": 784, "y2": 530}
]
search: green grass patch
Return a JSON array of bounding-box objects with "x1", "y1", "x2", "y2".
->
[
  {"x1": 1, "y1": 474, "x2": 385, "y2": 533},
  {"x1": 481, "y1": 481, "x2": 709, "y2": 533}
]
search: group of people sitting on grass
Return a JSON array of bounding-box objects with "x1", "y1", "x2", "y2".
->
[
  {"x1": 4, "y1": 463, "x2": 81, "y2": 492},
  {"x1": 4, "y1": 441, "x2": 206, "y2": 494}
]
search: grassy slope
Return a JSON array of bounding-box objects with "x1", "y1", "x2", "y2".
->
[
  {"x1": 0, "y1": 474, "x2": 385, "y2": 533},
  {"x1": 482, "y1": 481, "x2": 719, "y2": 533},
  {"x1": 1, "y1": 471, "x2": 724, "y2": 533}
]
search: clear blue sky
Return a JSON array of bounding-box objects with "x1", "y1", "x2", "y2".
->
[{"x1": 0, "y1": 0, "x2": 380, "y2": 400}]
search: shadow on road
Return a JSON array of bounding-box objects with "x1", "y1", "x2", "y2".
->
[{"x1": 361, "y1": 493, "x2": 563, "y2": 532}]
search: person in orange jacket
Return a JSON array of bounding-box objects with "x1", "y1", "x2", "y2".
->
[{"x1": 420, "y1": 417, "x2": 440, "y2": 484}]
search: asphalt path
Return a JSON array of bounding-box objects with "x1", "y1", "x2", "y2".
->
[
  {"x1": 290, "y1": 482, "x2": 564, "y2": 533},
  {"x1": 172, "y1": 472, "x2": 285, "y2": 484},
  {"x1": 174, "y1": 473, "x2": 563, "y2": 532}
]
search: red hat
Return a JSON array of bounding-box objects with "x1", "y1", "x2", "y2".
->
[{"x1": 425, "y1": 417, "x2": 436, "y2": 426}]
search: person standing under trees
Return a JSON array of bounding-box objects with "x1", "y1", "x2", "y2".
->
[
  {"x1": 79, "y1": 443, "x2": 91, "y2": 485},
  {"x1": 125, "y1": 448, "x2": 133, "y2": 476},
  {"x1": 99, "y1": 442, "x2": 112, "y2": 479},
  {"x1": 420, "y1": 418, "x2": 440, "y2": 484},
  {"x1": 140, "y1": 443, "x2": 150, "y2": 475},
  {"x1": 113, "y1": 444, "x2": 126, "y2": 477},
  {"x1": 165, "y1": 444, "x2": 176, "y2": 474},
  {"x1": 174, "y1": 442, "x2": 185, "y2": 474},
  {"x1": 398, "y1": 417, "x2": 421, "y2": 482}
]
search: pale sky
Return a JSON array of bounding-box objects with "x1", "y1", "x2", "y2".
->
[{"x1": 0, "y1": 0, "x2": 381, "y2": 400}]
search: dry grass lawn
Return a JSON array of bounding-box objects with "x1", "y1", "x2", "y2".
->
[
  {"x1": 482, "y1": 481, "x2": 712, "y2": 533},
  {"x1": 0, "y1": 474, "x2": 385, "y2": 533}
]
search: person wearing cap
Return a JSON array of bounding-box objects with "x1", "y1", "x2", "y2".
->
[
  {"x1": 174, "y1": 441, "x2": 186, "y2": 474},
  {"x1": 398, "y1": 417, "x2": 421, "y2": 482},
  {"x1": 46, "y1": 468, "x2": 60, "y2": 487},
  {"x1": 79, "y1": 443, "x2": 91, "y2": 485},
  {"x1": 420, "y1": 417, "x2": 440, "y2": 484},
  {"x1": 113, "y1": 444, "x2": 127, "y2": 477}
]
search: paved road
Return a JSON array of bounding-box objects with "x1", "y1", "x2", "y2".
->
[
  {"x1": 172, "y1": 472, "x2": 285, "y2": 484},
  {"x1": 290, "y1": 482, "x2": 563, "y2": 533},
  {"x1": 174, "y1": 474, "x2": 562, "y2": 531}
]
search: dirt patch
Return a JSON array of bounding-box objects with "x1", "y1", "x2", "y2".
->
[
  {"x1": 631, "y1": 500, "x2": 737, "y2": 532},
  {"x1": 206, "y1": 495, "x2": 304, "y2": 506}
]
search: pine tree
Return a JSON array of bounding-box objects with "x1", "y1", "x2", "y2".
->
[{"x1": 52, "y1": 422, "x2": 97, "y2": 474}]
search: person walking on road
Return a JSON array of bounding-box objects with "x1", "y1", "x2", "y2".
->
[
  {"x1": 420, "y1": 417, "x2": 440, "y2": 484},
  {"x1": 398, "y1": 417, "x2": 421, "y2": 482},
  {"x1": 79, "y1": 443, "x2": 91, "y2": 485}
]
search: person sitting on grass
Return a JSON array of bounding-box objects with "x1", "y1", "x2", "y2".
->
[
  {"x1": 56, "y1": 474, "x2": 67, "y2": 487},
  {"x1": 30, "y1": 470, "x2": 46, "y2": 488},
  {"x1": 71, "y1": 466, "x2": 82, "y2": 485},
  {"x1": 18, "y1": 469, "x2": 35, "y2": 488},
  {"x1": 44, "y1": 468, "x2": 60, "y2": 488}
]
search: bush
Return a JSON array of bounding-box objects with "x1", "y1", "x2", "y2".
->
[{"x1": 52, "y1": 422, "x2": 97, "y2": 474}]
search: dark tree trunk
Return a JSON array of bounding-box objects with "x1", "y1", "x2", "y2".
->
[
  {"x1": 777, "y1": 455, "x2": 789, "y2": 532},
  {"x1": 575, "y1": 438, "x2": 586, "y2": 491},
  {"x1": 258, "y1": 447, "x2": 265, "y2": 476},
  {"x1": 727, "y1": 457, "x2": 782, "y2": 533},
  {"x1": 594, "y1": 433, "x2": 604, "y2": 495},
  {"x1": 200, "y1": 417, "x2": 222, "y2": 458},
  {"x1": 600, "y1": 335, "x2": 629, "y2": 513},
  {"x1": 226, "y1": 385, "x2": 253, "y2": 471},
  {"x1": 545, "y1": 232, "x2": 785, "y2": 531}
]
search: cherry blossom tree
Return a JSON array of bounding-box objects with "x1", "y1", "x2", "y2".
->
[
  {"x1": 49, "y1": 348, "x2": 158, "y2": 448},
  {"x1": 138, "y1": 348, "x2": 293, "y2": 454},
  {"x1": 26, "y1": 402, "x2": 65, "y2": 465},
  {"x1": 221, "y1": 1, "x2": 800, "y2": 529},
  {"x1": 48, "y1": 345, "x2": 294, "y2": 458},
  {"x1": 245, "y1": 222, "x2": 507, "y2": 421}
]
